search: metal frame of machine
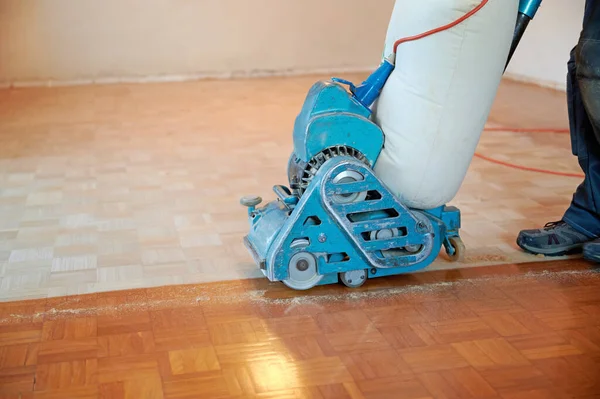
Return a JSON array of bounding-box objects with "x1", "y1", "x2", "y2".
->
[{"x1": 240, "y1": 0, "x2": 542, "y2": 290}]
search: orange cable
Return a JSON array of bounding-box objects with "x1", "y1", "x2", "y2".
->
[
  {"x1": 484, "y1": 127, "x2": 569, "y2": 134},
  {"x1": 476, "y1": 126, "x2": 584, "y2": 178},
  {"x1": 393, "y1": 0, "x2": 489, "y2": 54}
]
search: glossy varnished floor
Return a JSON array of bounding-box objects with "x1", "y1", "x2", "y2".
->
[
  {"x1": 0, "y1": 260, "x2": 599, "y2": 398},
  {"x1": 0, "y1": 75, "x2": 583, "y2": 301}
]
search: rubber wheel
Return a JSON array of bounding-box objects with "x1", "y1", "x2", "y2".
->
[
  {"x1": 448, "y1": 236, "x2": 465, "y2": 262},
  {"x1": 282, "y1": 244, "x2": 323, "y2": 290},
  {"x1": 339, "y1": 269, "x2": 368, "y2": 288}
]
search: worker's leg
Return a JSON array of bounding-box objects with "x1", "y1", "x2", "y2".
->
[
  {"x1": 565, "y1": 1, "x2": 600, "y2": 237},
  {"x1": 577, "y1": 1, "x2": 600, "y2": 262},
  {"x1": 517, "y1": 1, "x2": 600, "y2": 256}
]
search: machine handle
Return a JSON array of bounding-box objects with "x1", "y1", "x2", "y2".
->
[
  {"x1": 240, "y1": 195, "x2": 263, "y2": 215},
  {"x1": 506, "y1": 0, "x2": 542, "y2": 69},
  {"x1": 331, "y1": 78, "x2": 356, "y2": 93},
  {"x1": 241, "y1": 195, "x2": 262, "y2": 207}
]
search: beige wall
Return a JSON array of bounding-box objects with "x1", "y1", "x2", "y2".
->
[
  {"x1": 506, "y1": 0, "x2": 585, "y2": 91},
  {"x1": 0, "y1": 0, "x2": 585, "y2": 89},
  {"x1": 0, "y1": 0, "x2": 394, "y2": 86}
]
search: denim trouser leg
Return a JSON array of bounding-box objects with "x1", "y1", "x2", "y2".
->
[{"x1": 562, "y1": 0, "x2": 600, "y2": 237}]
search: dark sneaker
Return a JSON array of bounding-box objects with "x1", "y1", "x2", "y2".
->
[
  {"x1": 583, "y1": 239, "x2": 600, "y2": 262},
  {"x1": 516, "y1": 220, "x2": 591, "y2": 256}
]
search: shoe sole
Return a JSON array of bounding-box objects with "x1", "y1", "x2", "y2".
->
[
  {"x1": 516, "y1": 239, "x2": 583, "y2": 257},
  {"x1": 583, "y1": 247, "x2": 600, "y2": 263}
]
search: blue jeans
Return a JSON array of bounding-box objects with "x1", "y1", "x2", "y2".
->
[{"x1": 562, "y1": 0, "x2": 600, "y2": 238}]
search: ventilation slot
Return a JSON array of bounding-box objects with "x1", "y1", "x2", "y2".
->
[
  {"x1": 374, "y1": 245, "x2": 424, "y2": 259},
  {"x1": 347, "y1": 208, "x2": 399, "y2": 223},
  {"x1": 361, "y1": 226, "x2": 408, "y2": 241},
  {"x1": 303, "y1": 216, "x2": 322, "y2": 226},
  {"x1": 365, "y1": 191, "x2": 382, "y2": 201},
  {"x1": 327, "y1": 253, "x2": 350, "y2": 263}
]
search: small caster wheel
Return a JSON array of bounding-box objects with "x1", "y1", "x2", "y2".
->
[
  {"x1": 340, "y1": 269, "x2": 367, "y2": 288},
  {"x1": 240, "y1": 195, "x2": 262, "y2": 208},
  {"x1": 448, "y1": 236, "x2": 465, "y2": 262}
]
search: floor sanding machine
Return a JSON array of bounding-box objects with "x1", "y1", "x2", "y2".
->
[{"x1": 240, "y1": 0, "x2": 542, "y2": 290}]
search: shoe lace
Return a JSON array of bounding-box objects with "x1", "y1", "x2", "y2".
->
[{"x1": 544, "y1": 221, "x2": 566, "y2": 230}]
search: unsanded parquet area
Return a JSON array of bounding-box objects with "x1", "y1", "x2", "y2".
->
[
  {"x1": 0, "y1": 260, "x2": 599, "y2": 398},
  {"x1": 0, "y1": 75, "x2": 583, "y2": 301}
]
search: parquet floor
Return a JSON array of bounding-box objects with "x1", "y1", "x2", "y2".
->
[
  {"x1": 2, "y1": 74, "x2": 600, "y2": 398},
  {"x1": 1, "y1": 259, "x2": 599, "y2": 398},
  {"x1": 0, "y1": 74, "x2": 584, "y2": 301}
]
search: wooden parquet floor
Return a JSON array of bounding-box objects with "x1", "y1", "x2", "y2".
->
[
  {"x1": 2, "y1": 75, "x2": 599, "y2": 396},
  {"x1": 1, "y1": 260, "x2": 599, "y2": 398},
  {"x1": 0, "y1": 74, "x2": 583, "y2": 301}
]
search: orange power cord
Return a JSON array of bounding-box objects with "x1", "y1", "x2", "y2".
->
[
  {"x1": 477, "y1": 127, "x2": 583, "y2": 179},
  {"x1": 484, "y1": 127, "x2": 570, "y2": 134},
  {"x1": 393, "y1": 0, "x2": 489, "y2": 54}
]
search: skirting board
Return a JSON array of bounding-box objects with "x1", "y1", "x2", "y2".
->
[
  {"x1": 0, "y1": 66, "x2": 377, "y2": 89},
  {"x1": 0, "y1": 68, "x2": 566, "y2": 92},
  {"x1": 504, "y1": 72, "x2": 567, "y2": 92}
]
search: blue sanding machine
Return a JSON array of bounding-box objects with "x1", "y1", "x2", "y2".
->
[{"x1": 240, "y1": 0, "x2": 542, "y2": 290}]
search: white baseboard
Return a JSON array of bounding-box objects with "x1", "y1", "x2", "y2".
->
[
  {"x1": 0, "y1": 66, "x2": 376, "y2": 89},
  {"x1": 0, "y1": 68, "x2": 567, "y2": 93},
  {"x1": 503, "y1": 72, "x2": 567, "y2": 92}
]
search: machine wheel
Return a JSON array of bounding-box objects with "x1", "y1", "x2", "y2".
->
[
  {"x1": 339, "y1": 269, "x2": 368, "y2": 288},
  {"x1": 282, "y1": 240, "x2": 323, "y2": 290},
  {"x1": 331, "y1": 170, "x2": 367, "y2": 204},
  {"x1": 448, "y1": 236, "x2": 465, "y2": 262}
]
